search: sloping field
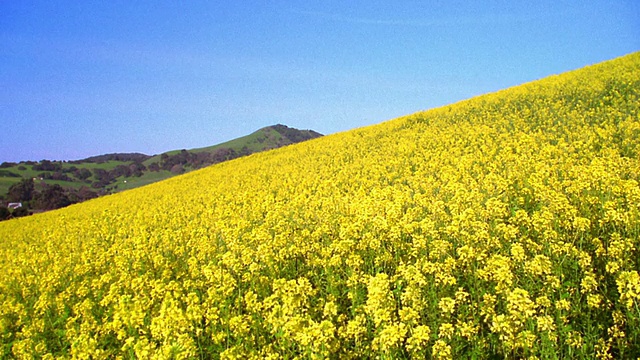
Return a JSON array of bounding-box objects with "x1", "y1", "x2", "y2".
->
[{"x1": 1, "y1": 52, "x2": 639, "y2": 358}]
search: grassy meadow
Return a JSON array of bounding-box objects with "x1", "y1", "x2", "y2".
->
[{"x1": 0, "y1": 52, "x2": 639, "y2": 358}]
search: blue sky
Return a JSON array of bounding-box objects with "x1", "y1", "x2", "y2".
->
[{"x1": 1, "y1": 1, "x2": 639, "y2": 162}]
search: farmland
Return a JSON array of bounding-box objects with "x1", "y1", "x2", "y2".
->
[{"x1": 0, "y1": 52, "x2": 639, "y2": 358}]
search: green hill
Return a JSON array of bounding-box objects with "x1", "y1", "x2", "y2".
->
[
  {"x1": 0, "y1": 124, "x2": 322, "y2": 217},
  {"x1": 156, "y1": 124, "x2": 321, "y2": 158}
]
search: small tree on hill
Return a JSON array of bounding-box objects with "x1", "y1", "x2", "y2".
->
[
  {"x1": 74, "y1": 168, "x2": 92, "y2": 181},
  {"x1": 0, "y1": 206, "x2": 10, "y2": 221},
  {"x1": 11, "y1": 206, "x2": 30, "y2": 218},
  {"x1": 7, "y1": 178, "x2": 35, "y2": 202},
  {"x1": 33, "y1": 184, "x2": 71, "y2": 210},
  {"x1": 170, "y1": 164, "x2": 184, "y2": 174}
]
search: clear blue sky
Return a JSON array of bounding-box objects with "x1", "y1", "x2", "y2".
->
[{"x1": 1, "y1": 1, "x2": 639, "y2": 162}]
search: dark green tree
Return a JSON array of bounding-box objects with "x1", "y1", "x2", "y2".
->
[
  {"x1": 33, "y1": 184, "x2": 71, "y2": 210},
  {"x1": 7, "y1": 178, "x2": 35, "y2": 202},
  {"x1": 0, "y1": 206, "x2": 10, "y2": 220},
  {"x1": 148, "y1": 162, "x2": 160, "y2": 172},
  {"x1": 11, "y1": 206, "x2": 30, "y2": 218},
  {"x1": 74, "y1": 168, "x2": 92, "y2": 181}
]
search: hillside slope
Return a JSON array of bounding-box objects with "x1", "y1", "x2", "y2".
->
[
  {"x1": 0, "y1": 52, "x2": 639, "y2": 358},
  {"x1": 184, "y1": 124, "x2": 323, "y2": 154},
  {"x1": 0, "y1": 124, "x2": 322, "y2": 216},
  {"x1": 142, "y1": 124, "x2": 322, "y2": 165}
]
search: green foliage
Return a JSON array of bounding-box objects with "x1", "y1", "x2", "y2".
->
[
  {"x1": 0, "y1": 170, "x2": 20, "y2": 178},
  {"x1": 10, "y1": 206, "x2": 29, "y2": 218},
  {"x1": 0, "y1": 207, "x2": 9, "y2": 220},
  {"x1": 6, "y1": 178, "x2": 34, "y2": 202},
  {"x1": 33, "y1": 184, "x2": 72, "y2": 210}
]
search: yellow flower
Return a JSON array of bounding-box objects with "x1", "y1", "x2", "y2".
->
[
  {"x1": 341, "y1": 314, "x2": 367, "y2": 342},
  {"x1": 616, "y1": 270, "x2": 640, "y2": 309},
  {"x1": 432, "y1": 339, "x2": 452, "y2": 360},
  {"x1": 565, "y1": 331, "x2": 583, "y2": 348},
  {"x1": 365, "y1": 273, "x2": 394, "y2": 327},
  {"x1": 480, "y1": 293, "x2": 497, "y2": 321},
  {"x1": 524, "y1": 254, "x2": 552, "y2": 277},
  {"x1": 581, "y1": 272, "x2": 598, "y2": 294},
  {"x1": 372, "y1": 322, "x2": 407, "y2": 353},
  {"x1": 323, "y1": 300, "x2": 338, "y2": 319},
  {"x1": 587, "y1": 294, "x2": 603, "y2": 309},
  {"x1": 507, "y1": 288, "x2": 536, "y2": 324},
  {"x1": 454, "y1": 288, "x2": 470, "y2": 304},
  {"x1": 556, "y1": 299, "x2": 571, "y2": 311},
  {"x1": 536, "y1": 315, "x2": 556, "y2": 332},
  {"x1": 535, "y1": 295, "x2": 551, "y2": 309},
  {"x1": 510, "y1": 243, "x2": 526, "y2": 262},
  {"x1": 457, "y1": 320, "x2": 478, "y2": 339},
  {"x1": 407, "y1": 325, "x2": 431, "y2": 353},
  {"x1": 438, "y1": 297, "x2": 456, "y2": 315},
  {"x1": 438, "y1": 322, "x2": 455, "y2": 340},
  {"x1": 229, "y1": 315, "x2": 251, "y2": 337}
]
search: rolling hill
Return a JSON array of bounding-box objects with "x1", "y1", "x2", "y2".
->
[
  {"x1": 0, "y1": 124, "x2": 322, "y2": 216},
  {"x1": 0, "y1": 52, "x2": 639, "y2": 358}
]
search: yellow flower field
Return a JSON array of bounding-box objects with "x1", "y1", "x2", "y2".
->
[{"x1": 1, "y1": 52, "x2": 639, "y2": 359}]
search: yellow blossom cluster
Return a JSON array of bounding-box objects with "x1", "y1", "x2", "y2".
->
[{"x1": 1, "y1": 52, "x2": 639, "y2": 358}]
